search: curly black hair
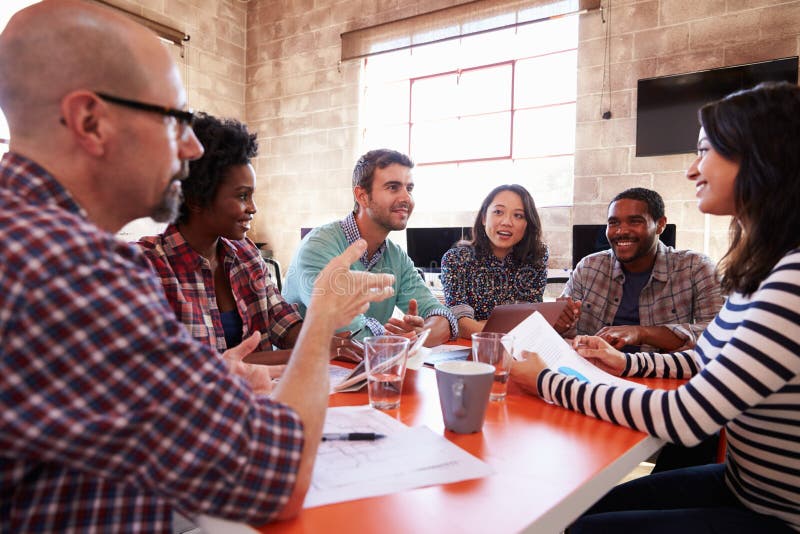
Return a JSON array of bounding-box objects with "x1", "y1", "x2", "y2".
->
[{"x1": 176, "y1": 112, "x2": 258, "y2": 224}]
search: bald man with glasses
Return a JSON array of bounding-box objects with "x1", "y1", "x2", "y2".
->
[
  {"x1": 93, "y1": 92, "x2": 197, "y2": 128},
  {"x1": 0, "y1": 1, "x2": 394, "y2": 532}
]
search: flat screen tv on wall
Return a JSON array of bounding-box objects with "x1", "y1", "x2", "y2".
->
[{"x1": 636, "y1": 57, "x2": 799, "y2": 157}]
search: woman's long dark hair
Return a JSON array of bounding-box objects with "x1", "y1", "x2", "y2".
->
[
  {"x1": 461, "y1": 184, "x2": 546, "y2": 264},
  {"x1": 700, "y1": 81, "x2": 800, "y2": 295}
]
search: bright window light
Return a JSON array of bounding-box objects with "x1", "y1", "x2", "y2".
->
[{"x1": 360, "y1": 13, "x2": 579, "y2": 211}]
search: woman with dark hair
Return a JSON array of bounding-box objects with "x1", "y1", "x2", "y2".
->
[
  {"x1": 512, "y1": 82, "x2": 800, "y2": 532},
  {"x1": 440, "y1": 184, "x2": 549, "y2": 339},
  {"x1": 136, "y1": 113, "x2": 302, "y2": 366}
]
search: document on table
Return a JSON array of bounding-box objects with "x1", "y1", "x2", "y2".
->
[
  {"x1": 508, "y1": 311, "x2": 645, "y2": 389},
  {"x1": 329, "y1": 364, "x2": 360, "y2": 393},
  {"x1": 328, "y1": 331, "x2": 431, "y2": 393},
  {"x1": 304, "y1": 405, "x2": 493, "y2": 508}
]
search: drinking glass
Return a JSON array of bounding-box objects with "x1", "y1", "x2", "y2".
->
[
  {"x1": 363, "y1": 336, "x2": 410, "y2": 410},
  {"x1": 471, "y1": 332, "x2": 514, "y2": 401}
]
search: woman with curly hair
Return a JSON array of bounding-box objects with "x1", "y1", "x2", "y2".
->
[{"x1": 136, "y1": 113, "x2": 301, "y2": 367}]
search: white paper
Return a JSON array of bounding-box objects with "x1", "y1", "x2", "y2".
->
[
  {"x1": 304, "y1": 406, "x2": 493, "y2": 508},
  {"x1": 405, "y1": 346, "x2": 429, "y2": 370},
  {"x1": 508, "y1": 311, "x2": 645, "y2": 389},
  {"x1": 404, "y1": 328, "x2": 430, "y2": 370},
  {"x1": 329, "y1": 364, "x2": 356, "y2": 393},
  {"x1": 429, "y1": 343, "x2": 470, "y2": 354}
]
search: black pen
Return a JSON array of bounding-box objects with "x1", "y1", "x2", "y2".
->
[
  {"x1": 346, "y1": 327, "x2": 364, "y2": 340},
  {"x1": 321, "y1": 432, "x2": 386, "y2": 442}
]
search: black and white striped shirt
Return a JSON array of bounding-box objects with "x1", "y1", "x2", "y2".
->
[{"x1": 540, "y1": 249, "x2": 800, "y2": 530}]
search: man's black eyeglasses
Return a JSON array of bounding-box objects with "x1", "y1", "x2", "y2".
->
[{"x1": 95, "y1": 92, "x2": 195, "y2": 133}]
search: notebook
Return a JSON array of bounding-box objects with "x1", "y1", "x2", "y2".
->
[{"x1": 423, "y1": 301, "x2": 569, "y2": 367}]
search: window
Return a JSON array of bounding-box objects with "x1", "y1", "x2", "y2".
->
[{"x1": 359, "y1": 12, "x2": 579, "y2": 213}]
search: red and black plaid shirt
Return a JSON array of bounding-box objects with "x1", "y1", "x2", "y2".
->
[
  {"x1": 0, "y1": 152, "x2": 304, "y2": 532},
  {"x1": 136, "y1": 225, "x2": 302, "y2": 352}
]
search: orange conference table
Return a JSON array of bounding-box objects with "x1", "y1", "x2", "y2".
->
[{"x1": 202, "y1": 362, "x2": 683, "y2": 534}]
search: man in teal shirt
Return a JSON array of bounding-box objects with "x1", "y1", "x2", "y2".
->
[{"x1": 284, "y1": 149, "x2": 457, "y2": 346}]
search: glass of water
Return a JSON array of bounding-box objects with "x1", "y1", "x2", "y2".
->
[
  {"x1": 363, "y1": 336, "x2": 410, "y2": 410},
  {"x1": 471, "y1": 332, "x2": 514, "y2": 401}
]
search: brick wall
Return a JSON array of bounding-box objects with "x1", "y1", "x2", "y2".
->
[
  {"x1": 250, "y1": 0, "x2": 800, "y2": 271},
  {"x1": 244, "y1": 0, "x2": 478, "y2": 268},
  {"x1": 576, "y1": 0, "x2": 800, "y2": 265},
  {"x1": 121, "y1": 0, "x2": 800, "y2": 271},
  {"x1": 108, "y1": 0, "x2": 247, "y2": 240},
  {"x1": 109, "y1": 0, "x2": 246, "y2": 119}
]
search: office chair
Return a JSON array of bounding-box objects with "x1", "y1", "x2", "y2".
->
[
  {"x1": 254, "y1": 243, "x2": 283, "y2": 292},
  {"x1": 261, "y1": 255, "x2": 282, "y2": 293}
]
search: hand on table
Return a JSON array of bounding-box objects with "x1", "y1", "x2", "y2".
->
[
  {"x1": 330, "y1": 331, "x2": 364, "y2": 363},
  {"x1": 572, "y1": 335, "x2": 626, "y2": 375},
  {"x1": 594, "y1": 325, "x2": 642, "y2": 350},
  {"x1": 509, "y1": 350, "x2": 548, "y2": 397},
  {"x1": 384, "y1": 298, "x2": 424, "y2": 342},
  {"x1": 553, "y1": 297, "x2": 581, "y2": 334},
  {"x1": 222, "y1": 331, "x2": 278, "y2": 394}
]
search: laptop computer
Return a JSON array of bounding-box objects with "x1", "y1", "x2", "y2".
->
[{"x1": 423, "y1": 301, "x2": 568, "y2": 367}]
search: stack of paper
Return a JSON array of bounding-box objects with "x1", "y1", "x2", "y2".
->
[{"x1": 305, "y1": 406, "x2": 493, "y2": 508}]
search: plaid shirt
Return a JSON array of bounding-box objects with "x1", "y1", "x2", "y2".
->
[
  {"x1": 0, "y1": 153, "x2": 304, "y2": 532},
  {"x1": 136, "y1": 225, "x2": 302, "y2": 352},
  {"x1": 562, "y1": 242, "x2": 724, "y2": 351}
]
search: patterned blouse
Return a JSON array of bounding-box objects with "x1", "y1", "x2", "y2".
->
[{"x1": 440, "y1": 245, "x2": 549, "y2": 321}]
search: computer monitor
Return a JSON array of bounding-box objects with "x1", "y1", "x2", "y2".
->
[
  {"x1": 406, "y1": 227, "x2": 472, "y2": 272},
  {"x1": 572, "y1": 224, "x2": 676, "y2": 268}
]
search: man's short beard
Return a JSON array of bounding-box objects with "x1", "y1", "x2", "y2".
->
[
  {"x1": 150, "y1": 180, "x2": 182, "y2": 223},
  {"x1": 150, "y1": 161, "x2": 188, "y2": 223}
]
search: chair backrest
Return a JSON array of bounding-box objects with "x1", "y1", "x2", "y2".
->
[{"x1": 262, "y1": 256, "x2": 282, "y2": 293}]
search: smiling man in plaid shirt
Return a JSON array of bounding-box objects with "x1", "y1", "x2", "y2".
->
[
  {"x1": 557, "y1": 188, "x2": 723, "y2": 353},
  {"x1": 0, "y1": 1, "x2": 395, "y2": 532}
]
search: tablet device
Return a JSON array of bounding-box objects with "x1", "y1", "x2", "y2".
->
[{"x1": 483, "y1": 301, "x2": 568, "y2": 333}]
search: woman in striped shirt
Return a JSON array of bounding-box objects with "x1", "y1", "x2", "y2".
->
[{"x1": 511, "y1": 81, "x2": 800, "y2": 532}]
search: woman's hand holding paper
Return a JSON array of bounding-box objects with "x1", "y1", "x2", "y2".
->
[{"x1": 572, "y1": 335, "x2": 626, "y2": 376}]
